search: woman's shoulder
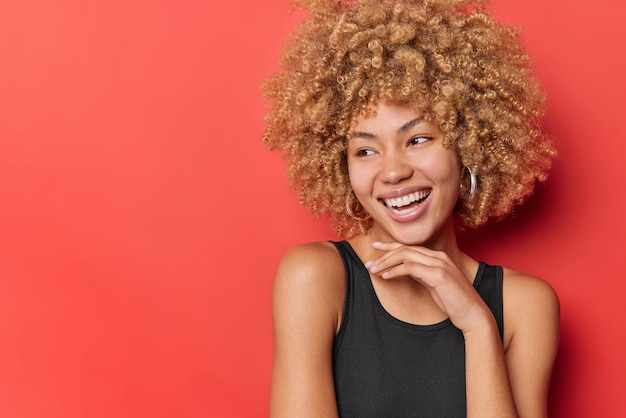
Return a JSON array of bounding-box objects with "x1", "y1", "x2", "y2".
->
[
  {"x1": 272, "y1": 241, "x2": 346, "y2": 331},
  {"x1": 501, "y1": 267, "x2": 559, "y2": 309},
  {"x1": 276, "y1": 241, "x2": 345, "y2": 278},
  {"x1": 500, "y1": 267, "x2": 560, "y2": 348}
]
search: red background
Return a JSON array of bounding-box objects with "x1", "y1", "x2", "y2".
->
[{"x1": 0, "y1": 0, "x2": 624, "y2": 416}]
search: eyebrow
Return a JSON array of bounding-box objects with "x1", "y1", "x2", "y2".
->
[
  {"x1": 399, "y1": 117, "x2": 424, "y2": 132},
  {"x1": 351, "y1": 117, "x2": 424, "y2": 139}
]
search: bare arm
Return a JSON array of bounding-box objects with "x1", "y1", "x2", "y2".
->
[
  {"x1": 270, "y1": 242, "x2": 344, "y2": 417},
  {"x1": 503, "y1": 271, "x2": 560, "y2": 417},
  {"x1": 463, "y1": 308, "x2": 517, "y2": 417},
  {"x1": 365, "y1": 242, "x2": 559, "y2": 417},
  {"x1": 466, "y1": 270, "x2": 559, "y2": 417}
]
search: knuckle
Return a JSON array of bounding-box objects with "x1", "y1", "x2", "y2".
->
[
  {"x1": 431, "y1": 266, "x2": 448, "y2": 281},
  {"x1": 434, "y1": 249, "x2": 450, "y2": 262}
]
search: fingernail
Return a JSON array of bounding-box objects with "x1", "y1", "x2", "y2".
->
[{"x1": 372, "y1": 241, "x2": 382, "y2": 247}]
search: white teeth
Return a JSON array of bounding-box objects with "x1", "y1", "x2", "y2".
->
[{"x1": 383, "y1": 190, "x2": 430, "y2": 209}]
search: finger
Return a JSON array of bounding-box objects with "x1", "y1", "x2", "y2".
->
[
  {"x1": 371, "y1": 242, "x2": 444, "y2": 265},
  {"x1": 371, "y1": 241, "x2": 404, "y2": 251},
  {"x1": 378, "y1": 261, "x2": 431, "y2": 281},
  {"x1": 374, "y1": 241, "x2": 445, "y2": 260},
  {"x1": 366, "y1": 246, "x2": 437, "y2": 274}
]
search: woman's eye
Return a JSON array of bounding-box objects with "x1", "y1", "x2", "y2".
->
[
  {"x1": 409, "y1": 136, "x2": 430, "y2": 146},
  {"x1": 356, "y1": 149, "x2": 375, "y2": 157}
]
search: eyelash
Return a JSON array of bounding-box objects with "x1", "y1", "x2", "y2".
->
[
  {"x1": 353, "y1": 136, "x2": 432, "y2": 157},
  {"x1": 409, "y1": 136, "x2": 431, "y2": 146},
  {"x1": 355, "y1": 149, "x2": 374, "y2": 157}
]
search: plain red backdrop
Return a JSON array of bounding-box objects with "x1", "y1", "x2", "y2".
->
[{"x1": 0, "y1": 0, "x2": 624, "y2": 416}]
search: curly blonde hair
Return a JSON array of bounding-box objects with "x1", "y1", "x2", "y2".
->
[{"x1": 262, "y1": 0, "x2": 556, "y2": 237}]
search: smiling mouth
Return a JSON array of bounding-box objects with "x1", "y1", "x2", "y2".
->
[{"x1": 381, "y1": 190, "x2": 431, "y2": 214}]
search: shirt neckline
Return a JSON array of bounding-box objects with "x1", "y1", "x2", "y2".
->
[{"x1": 341, "y1": 240, "x2": 486, "y2": 331}]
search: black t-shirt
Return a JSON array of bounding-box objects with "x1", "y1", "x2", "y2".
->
[{"x1": 331, "y1": 240, "x2": 503, "y2": 417}]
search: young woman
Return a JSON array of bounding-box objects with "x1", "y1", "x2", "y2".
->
[{"x1": 262, "y1": 0, "x2": 559, "y2": 416}]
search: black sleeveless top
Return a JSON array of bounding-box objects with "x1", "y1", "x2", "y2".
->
[{"x1": 331, "y1": 241, "x2": 504, "y2": 417}]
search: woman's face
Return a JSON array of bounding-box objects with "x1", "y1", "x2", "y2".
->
[{"x1": 347, "y1": 102, "x2": 461, "y2": 247}]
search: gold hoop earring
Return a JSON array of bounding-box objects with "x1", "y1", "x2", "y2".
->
[
  {"x1": 461, "y1": 166, "x2": 477, "y2": 199},
  {"x1": 345, "y1": 193, "x2": 371, "y2": 221}
]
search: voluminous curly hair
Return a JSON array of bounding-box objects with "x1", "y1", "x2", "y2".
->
[{"x1": 262, "y1": 0, "x2": 556, "y2": 237}]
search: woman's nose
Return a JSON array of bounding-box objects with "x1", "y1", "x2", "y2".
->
[{"x1": 379, "y1": 152, "x2": 413, "y2": 184}]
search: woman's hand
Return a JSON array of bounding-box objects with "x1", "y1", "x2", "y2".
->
[{"x1": 364, "y1": 241, "x2": 492, "y2": 334}]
